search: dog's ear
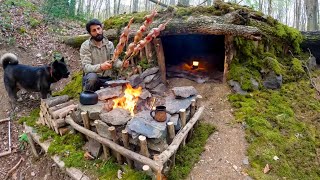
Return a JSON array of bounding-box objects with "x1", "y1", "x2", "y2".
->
[
  {"x1": 60, "y1": 57, "x2": 65, "y2": 62},
  {"x1": 52, "y1": 60, "x2": 58, "y2": 66}
]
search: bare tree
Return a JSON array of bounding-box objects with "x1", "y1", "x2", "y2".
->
[
  {"x1": 267, "y1": 0, "x2": 272, "y2": 16},
  {"x1": 132, "y1": 0, "x2": 139, "y2": 12}
]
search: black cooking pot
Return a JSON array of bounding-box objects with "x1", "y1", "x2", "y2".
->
[{"x1": 80, "y1": 91, "x2": 98, "y2": 105}]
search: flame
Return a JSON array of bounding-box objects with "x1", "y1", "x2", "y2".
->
[
  {"x1": 192, "y1": 61, "x2": 199, "y2": 66},
  {"x1": 113, "y1": 84, "x2": 142, "y2": 116}
]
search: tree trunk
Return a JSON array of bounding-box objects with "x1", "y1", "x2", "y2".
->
[
  {"x1": 170, "y1": 0, "x2": 175, "y2": 5},
  {"x1": 268, "y1": 0, "x2": 272, "y2": 16},
  {"x1": 114, "y1": 0, "x2": 117, "y2": 15},
  {"x1": 295, "y1": 0, "x2": 301, "y2": 30},
  {"x1": 132, "y1": 0, "x2": 139, "y2": 12},
  {"x1": 77, "y1": 0, "x2": 84, "y2": 16},
  {"x1": 305, "y1": 0, "x2": 319, "y2": 30},
  {"x1": 259, "y1": 0, "x2": 263, "y2": 12},
  {"x1": 117, "y1": 0, "x2": 121, "y2": 14},
  {"x1": 86, "y1": 0, "x2": 92, "y2": 19}
]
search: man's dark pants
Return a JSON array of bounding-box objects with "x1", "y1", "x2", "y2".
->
[{"x1": 82, "y1": 73, "x2": 112, "y2": 92}]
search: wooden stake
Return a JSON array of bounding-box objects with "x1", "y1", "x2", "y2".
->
[
  {"x1": 153, "y1": 38, "x2": 166, "y2": 85},
  {"x1": 51, "y1": 104, "x2": 77, "y2": 119},
  {"x1": 223, "y1": 35, "x2": 234, "y2": 83},
  {"x1": 167, "y1": 122, "x2": 175, "y2": 144},
  {"x1": 65, "y1": 117, "x2": 161, "y2": 172},
  {"x1": 158, "y1": 107, "x2": 205, "y2": 163},
  {"x1": 145, "y1": 43, "x2": 153, "y2": 63},
  {"x1": 195, "y1": 95, "x2": 203, "y2": 127},
  {"x1": 122, "y1": 129, "x2": 133, "y2": 168},
  {"x1": 179, "y1": 109, "x2": 187, "y2": 146},
  {"x1": 190, "y1": 99, "x2": 196, "y2": 117},
  {"x1": 26, "y1": 132, "x2": 39, "y2": 158},
  {"x1": 139, "y1": 135, "x2": 150, "y2": 158},
  {"x1": 109, "y1": 126, "x2": 122, "y2": 164},
  {"x1": 102, "y1": 145, "x2": 110, "y2": 160},
  {"x1": 143, "y1": 165, "x2": 155, "y2": 179},
  {"x1": 179, "y1": 109, "x2": 186, "y2": 127},
  {"x1": 58, "y1": 126, "x2": 72, "y2": 136},
  {"x1": 137, "y1": 65, "x2": 142, "y2": 74},
  {"x1": 80, "y1": 111, "x2": 90, "y2": 130},
  {"x1": 42, "y1": 95, "x2": 69, "y2": 108}
]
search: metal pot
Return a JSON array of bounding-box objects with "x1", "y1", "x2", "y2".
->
[{"x1": 80, "y1": 91, "x2": 98, "y2": 105}]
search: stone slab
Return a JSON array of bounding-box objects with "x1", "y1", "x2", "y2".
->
[
  {"x1": 126, "y1": 110, "x2": 171, "y2": 139},
  {"x1": 96, "y1": 86, "x2": 122, "y2": 100},
  {"x1": 172, "y1": 86, "x2": 198, "y2": 98},
  {"x1": 100, "y1": 108, "x2": 131, "y2": 126},
  {"x1": 141, "y1": 67, "x2": 159, "y2": 79},
  {"x1": 165, "y1": 95, "x2": 195, "y2": 114},
  {"x1": 79, "y1": 101, "x2": 104, "y2": 120}
]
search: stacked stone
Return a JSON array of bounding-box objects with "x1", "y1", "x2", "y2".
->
[{"x1": 129, "y1": 67, "x2": 166, "y2": 96}]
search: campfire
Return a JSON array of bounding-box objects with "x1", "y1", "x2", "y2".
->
[
  {"x1": 112, "y1": 84, "x2": 142, "y2": 116},
  {"x1": 181, "y1": 60, "x2": 206, "y2": 72}
]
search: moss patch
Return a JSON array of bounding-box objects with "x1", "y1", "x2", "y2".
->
[
  {"x1": 53, "y1": 71, "x2": 83, "y2": 99},
  {"x1": 228, "y1": 80, "x2": 320, "y2": 179},
  {"x1": 168, "y1": 123, "x2": 215, "y2": 180}
]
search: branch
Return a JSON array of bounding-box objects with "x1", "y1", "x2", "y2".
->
[
  {"x1": 5, "y1": 157, "x2": 24, "y2": 180},
  {"x1": 148, "y1": 0, "x2": 170, "y2": 8},
  {"x1": 198, "y1": 0, "x2": 209, "y2": 6}
]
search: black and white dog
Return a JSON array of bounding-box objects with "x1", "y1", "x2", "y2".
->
[{"x1": 1, "y1": 53, "x2": 70, "y2": 106}]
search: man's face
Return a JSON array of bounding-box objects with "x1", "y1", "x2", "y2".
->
[{"x1": 90, "y1": 24, "x2": 103, "y2": 42}]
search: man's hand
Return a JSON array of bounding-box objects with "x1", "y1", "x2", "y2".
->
[
  {"x1": 100, "y1": 62, "x2": 112, "y2": 71},
  {"x1": 123, "y1": 60, "x2": 129, "y2": 68}
]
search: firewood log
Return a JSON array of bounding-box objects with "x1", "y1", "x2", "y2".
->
[
  {"x1": 51, "y1": 104, "x2": 78, "y2": 119},
  {"x1": 49, "y1": 100, "x2": 74, "y2": 114}
]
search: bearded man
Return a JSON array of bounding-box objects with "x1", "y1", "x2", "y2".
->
[{"x1": 80, "y1": 19, "x2": 129, "y2": 91}]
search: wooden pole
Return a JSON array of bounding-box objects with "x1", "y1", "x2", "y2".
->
[
  {"x1": 153, "y1": 155, "x2": 162, "y2": 180},
  {"x1": 122, "y1": 129, "x2": 133, "y2": 168},
  {"x1": 145, "y1": 43, "x2": 153, "y2": 63},
  {"x1": 187, "y1": 99, "x2": 197, "y2": 141},
  {"x1": 102, "y1": 145, "x2": 110, "y2": 160},
  {"x1": 195, "y1": 95, "x2": 203, "y2": 127},
  {"x1": 26, "y1": 132, "x2": 39, "y2": 158},
  {"x1": 158, "y1": 106, "x2": 205, "y2": 164},
  {"x1": 109, "y1": 126, "x2": 123, "y2": 164},
  {"x1": 143, "y1": 165, "x2": 155, "y2": 179},
  {"x1": 167, "y1": 122, "x2": 175, "y2": 144},
  {"x1": 137, "y1": 65, "x2": 142, "y2": 74},
  {"x1": 80, "y1": 111, "x2": 90, "y2": 130},
  {"x1": 153, "y1": 38, "x2": 166, "y2": 85},
  {"x1": 223, "y1": 35, "x2": 234, "y2": 83},
  {"x1": 42, "y1": 95, "x2": 69, "y2": 108},
  {"x1": 65, "y1": 117, "x2": 162, "y2": 171},
  {"x1": 179, "y1": 109, "x2": 186, "y2": 146},
  {"x1": 190, "y1": 99, "x2": 196, "y2": 117},
  {"x1": 139, "y1": 135, "x2": 150, "y2": 158}
]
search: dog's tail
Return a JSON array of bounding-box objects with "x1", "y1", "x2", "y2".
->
[{"x1": 1, "y1": 53, "x2": 19, "y2": 69}]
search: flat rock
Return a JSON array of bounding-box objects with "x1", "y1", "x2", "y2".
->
[
  {"x1": 83, "y1": 137, "x2": 102, "y2": 158},
  {"x1": 94, "y1": 120, "x2": 111, "y2": 139},
  {"x1": 146, "y1": 74, "x2": 161, "y2": 89},
  {"x1": 165, "y1": 95, "x2": 195, "y2": 114},
  {"x1": 143, "y1": 74, "x2": 157, "y2": 84},
  {"x1": 141, "y1": 67, "x2": 159, "y2": 79},
  {"x1": 169, "y1": 114, "x2": 181, "y2": 131},
  {"x1": 103, "y1": 80, "x2": 129, "y2": 87},
  {"x1": 127, "y1": 110, "x2": 171, "y2": 139},
  {"x1": 229, "y1": 80, "x2": 248, "y2": 95},
  {"x1": 150, "y1": 83, "x2": 166, "y2": 96},
  {"x1": 172, "y1": 86, "x2": 198, "y2": 98},
  {"x1": 129, "y1": 74, "x2": 143, "y2": 87},
  {"x1": 139, "y1": 89, "x2": 151, "y2": 100},
  {"x1": 96, "y1": 86, "x2": 122, "y2": 100},
  {"x1": 129, "y1": 137, "x2": 168, "y2": 152},
  {"x1": 79, "y1": 101, "x2": 104, "y2": 120},
  {"x1": 263, "y1": 71, "x2": 283, "y2": 89},
  {"x1": 100, "y1": 108, "x2": 131, "y2": 126}
]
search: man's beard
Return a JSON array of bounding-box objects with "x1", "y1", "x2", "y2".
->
[{"x1": 92, "y1": 33, "x2": 104, "y2": 41}]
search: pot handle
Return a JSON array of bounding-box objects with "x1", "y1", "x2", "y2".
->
[{"x1": 150, "y1": 110, "x2": 155, "y2": 119}]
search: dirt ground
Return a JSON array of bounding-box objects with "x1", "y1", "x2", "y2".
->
[{"x1": 0, "y1": 46, "x2": 249, "y2": 180}]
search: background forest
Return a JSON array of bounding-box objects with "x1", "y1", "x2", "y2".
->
[{"x1": 44, "y1": 0, "x2": 319, "y2": 31}]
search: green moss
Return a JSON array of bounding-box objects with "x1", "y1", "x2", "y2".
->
[
  {"x1": 18, "y1": 108, "x2": 40, "y2": 127},
  {"x1": 291, "y1": 58, "x2": 305, "y2": 75},
  {"x1": 53, "y1": 71, "x2": 83, "y2": 99},
  {"x1": 228, "y1": 80, "x2": 320, "y2": 179},
  {"x1": 103, "y1": 12, "x2": 148, "y2": 30},
  {"x1": 137, "y1": 58, "x2": 152, "y2": 71},
  {"x1": 168, "y1": 123, "x2": 215, "y2": 180},
  {"x1": 263, "y1": 57, "x2": 284, "y2": 75}
]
